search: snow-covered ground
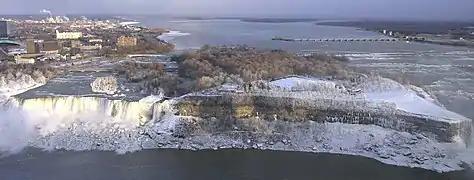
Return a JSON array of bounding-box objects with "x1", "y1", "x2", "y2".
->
[
  {"x1": 358, "y1": 77, "x2": 468, "y2": 122},
  {"x1": 0, "y1": 104, "x2": 472, "y2": 172},
  {"x1": 269, "y1": 76, "x2": 469, "y2": 122},
  {"x1": 1, "y1": 75, "x2": 473, "y2": 173},
  {"x1": 0, "y1": 78, "x2": 45, "y2": 103}
]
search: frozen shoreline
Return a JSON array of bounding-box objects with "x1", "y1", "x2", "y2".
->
[
  {"x1": 1, "y1": 76, "x2": 473, "y2": 173},
  {"x1": 0, "y1": 83, "x2": 45, "y2": 103},
  {"x1": 22, "y1": 118, "x2": 473, "y2": 173}
]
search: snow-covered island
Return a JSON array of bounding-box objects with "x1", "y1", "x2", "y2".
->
[
  {"x1": 90, "y1": 76, "x2": 118, "y2": 95},
  {"x1": 176, "y1": 76, "x2": 471, "y2": 145}
]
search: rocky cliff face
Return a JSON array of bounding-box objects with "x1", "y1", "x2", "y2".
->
[{"x1": 175, "y1": 93, "x2": 472, "y2": 146}]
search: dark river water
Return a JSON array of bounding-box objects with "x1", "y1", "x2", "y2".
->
[
  {"x1": 2, "y1": 17, "x2": 474, "y2": 180},
  {"x1": 1, "y1": 149, "x2": 473, "y2": 180}
]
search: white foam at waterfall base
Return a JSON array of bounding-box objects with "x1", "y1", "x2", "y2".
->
[
  {"x1": 0, "y1": 94, "x2": 178, "y2": 155},
  {"x1": 0, "y1": 106, "x2": 35, "y2": 155},
  {"x1": 0, "y1": 81, "x2": 46, "y2": 154}
]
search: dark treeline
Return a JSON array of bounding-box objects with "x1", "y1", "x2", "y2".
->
[
  {"x1": 115, "y1": 45, "x2": 353, "y2": 97},
  {"x1": 114, "y1": 61, "x2": 181, "y2": 95},
  {"x1": 172, "y1": 45, "x2": 351, "y2": 82}
]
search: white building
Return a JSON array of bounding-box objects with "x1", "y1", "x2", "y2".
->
[
  {"x1": 88, "y1": 39, "x2": 103, "y2": 43},
  {"x1": 80, "y1": 44, "x2": 102, "y2": 51},
  {"x1": 383, "y1": 30, "x2": 387, "y2": 34},
  {"x1": 56, "y1": 30, "x2": 83, "y2": 40},
  {"x1": 15, "y1": 56, "x2": 35, "y2": 64}
]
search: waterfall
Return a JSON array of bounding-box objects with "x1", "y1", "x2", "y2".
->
[
  {"x1": 8, "y1": 95, "x2": 179, "y2": 128},
  {"x1": 0, "y1": 95, "x2": 181, "y2": 154},
  {"x1": 14, "y1": 97, "x2": 151, "y2": 126},
  {"x1": 150, "y1": 100, "x2": 180, "y2": 134}
]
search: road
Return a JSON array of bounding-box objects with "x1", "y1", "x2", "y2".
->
[{"x1": 0, "y1": 47, "x2": 9, "y2": 59}]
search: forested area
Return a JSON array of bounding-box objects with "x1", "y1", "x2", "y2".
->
[{"x1": 115, "y1": 45, "x2": 353, "y2": 96}]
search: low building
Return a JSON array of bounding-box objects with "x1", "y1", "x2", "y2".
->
[
  {"x1": 80, "y1": 44, "x2": 102, "y2": 51},
  {"x1": 26, "y1": 39, "x2": 41, "y2": 54},
  {"x1": 117, "y1": 36, "x2": 137, "y2": 47},
  {"x1": 56, "y1": 30, "x2": 83, "y2": 40},
  {"x1": 14, "y1": 55, "x2": 35, "y2": 64},
  {"x1": 89, "y1": 39, "x2": 103, "y2": 43},
  {"x1": 40, "y1": 41, "x2": 60, "y2": 54}
]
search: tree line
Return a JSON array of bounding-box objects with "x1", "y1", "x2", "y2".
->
[{"x1": 115, "y1": 45, "x2": 353, "y2": 97}]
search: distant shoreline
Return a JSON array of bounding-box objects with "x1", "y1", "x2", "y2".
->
[
  {"x1": 315, "y1": 21, "x2": 474, "y2": 48},
  {"x1": 176, "y1": 17, "x2": 320, "y2": 23},
  {"x1": 239, "y1": 18, "x2": 320, "y2": 23}
]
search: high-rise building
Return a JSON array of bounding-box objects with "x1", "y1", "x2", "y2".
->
[{"x1": 0, "y1": 21, "x2": 12, "y2": 38}]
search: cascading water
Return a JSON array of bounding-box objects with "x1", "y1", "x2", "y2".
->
[
  {"x1": 0, "y1": 95, "x2": 178, "y2": 154},
  {"x1": 15, "y1": 96, "x2": 159, "y2": 126}
]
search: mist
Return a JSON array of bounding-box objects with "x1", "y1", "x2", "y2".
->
[{"x1": 1, "y1": 0, "x2": 473, "y2": 21}]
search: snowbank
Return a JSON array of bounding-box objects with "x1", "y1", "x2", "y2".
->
[
  {"x1": 139, "y1": 94, "x2": 164, "y2": 104},
  {"x1": 270, "y1": 76, "x2": 341, "y2": 92},
  {"x1": 0, "y1": 77, "x2": 45, "y2": 100},
  {"x1": 358, "y1": 77, "x2": 467, "y2": 121},
  {"x1": 269, "y1": 76, "x2": 468, "y2": 122}
]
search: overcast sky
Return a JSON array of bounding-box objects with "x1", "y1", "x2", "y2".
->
[{"x1": 1, "y1": 0, "x2": 473, "y2": 20}]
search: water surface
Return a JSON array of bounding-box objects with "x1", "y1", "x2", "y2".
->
[
  {"x1": 3, "y1": 17, "x2": 474, "y2": 180},
  {"x1": 1, "y1": 149, "x2": 472, "y2": 180}
]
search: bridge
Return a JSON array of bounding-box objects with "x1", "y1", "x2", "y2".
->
[{"x1": 272, "y1": 37, "x2": 398, "y2": 42}]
